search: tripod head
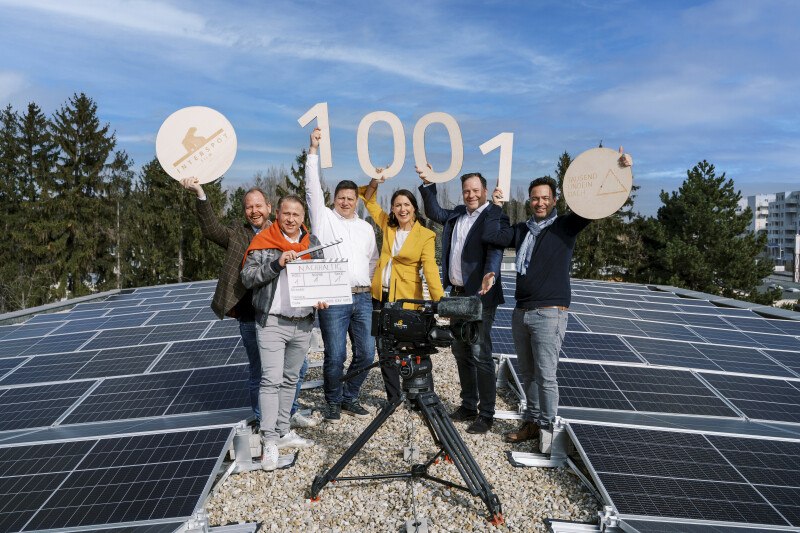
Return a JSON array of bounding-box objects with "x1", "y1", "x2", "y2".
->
[{"x1": 372, "y1": 296, "x2": 483, "y2": 395}]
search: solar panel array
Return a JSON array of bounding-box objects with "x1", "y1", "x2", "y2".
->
[
  {"x1": 496, "y1": 275, "x2": 800, "y2": 530},
  {"x1": 0, "y1": 281, "x2": 253, "y2": 532}
]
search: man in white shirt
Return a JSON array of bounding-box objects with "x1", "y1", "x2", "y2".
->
[{"x1": 306, "y1": 129, "x2": 380, "y2": 423}]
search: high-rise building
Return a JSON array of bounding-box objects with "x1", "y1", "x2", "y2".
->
[
  {"x1": 739, "y1": 194, "x2": 775, "y2": 234},
  {"x1": 765, "y1": 191, "x2": 800, "y2": 271}
]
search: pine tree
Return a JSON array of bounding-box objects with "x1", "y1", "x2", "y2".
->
[
  {"x1": 46, "y1": 93, "x2": 117, "y2": 297},
  {"x1": 651, "y1": 160, "x2": 771, "y2": 299},
  {"x1": 0, "y1": 105, "x2": 21, "y2": 311},
  {"x1": 128, "y1": 158, "x2": 225, "y2": 285}
]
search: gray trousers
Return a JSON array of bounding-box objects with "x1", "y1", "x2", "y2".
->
[{"x1": 257, "y1": 314, "x2": 313, "y2": 441}]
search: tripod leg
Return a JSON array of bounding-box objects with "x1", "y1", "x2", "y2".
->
[
  {"x1": 310, "y1": 395, "x2": 404, "y2": 498},
  {"x1": 415, "y1": 392, "x2": 504, "y2": 522}
]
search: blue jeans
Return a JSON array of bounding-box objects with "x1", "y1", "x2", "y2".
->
[
  {"x1": 452, "y1": 305, "x2": 497, "y2": 418},
  {"x1": 319, "y1": 291, "x2": 376, "y2": 405},
  {"x1": 239, "y1": 319, "x2": 261, "y2": 420},
  {"x1": 511, "y1": 307, "x2": 567, "y2": 429},
  {"x1": 291, "y1": 356, "x2": 309, "y2": 416}
]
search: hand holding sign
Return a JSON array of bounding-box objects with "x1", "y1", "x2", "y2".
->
[{"x1": 563, "y1": 146, "x2": 633, "y2": 219}]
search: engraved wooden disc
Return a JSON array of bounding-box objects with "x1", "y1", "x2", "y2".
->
[
  {"x1": 156, "y1": 106, "x2": 237, "y2": 184},
  {"x1": 563, "y1": 147, "x2": 632, "y2": 219}
]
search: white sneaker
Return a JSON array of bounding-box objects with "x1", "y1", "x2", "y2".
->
[
  {"x1": 290, "y1": 411, "x2": 320, "y2": 428},
  {"x1": 260, "y1": 441, "x2": 278, "y2": 471},
  {"x1": 277, "y1": 430, "x2": 314, "y2": 449}
]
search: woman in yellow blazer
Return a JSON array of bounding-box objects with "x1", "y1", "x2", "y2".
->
[
  {"x1": 360, "y1": 181, "x2": 444, "y2": 304},
  {"x1": 360, "y1": 178, "x2": 444, "y2": 402}
]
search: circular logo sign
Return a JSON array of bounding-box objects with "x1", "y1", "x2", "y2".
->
[
  {"x1": 563, "y1": 147, "x2": 633, "y2": 219},
  {"x1": 155, "y1": 106, "x2": 237, "y2": 184}
]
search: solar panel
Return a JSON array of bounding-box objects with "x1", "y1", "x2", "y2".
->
[
  {"x1": 689, "y1": 326, "x2": 762, "y2": 348},
  {"x1": 202, "y1": 319, "x2": 242, "y2": 339},
  {"x1": 602, "y1": 365, "x2": 737, "y2": 417},
  {"x1": 1, "y1": 322, "x2": 62, "y2": 340},
  {"x1": 567, "y1": 315, "x2": 588, "y2": 332},
  {"x1": 0, "y1": 351, "x2": 97, "y2": 385},
  {"x1": 745, "y1": 331, "x2": 800, "y2": 352},
  {"x1": 693, "y1": 344, "x2": 796, "y2": 377},
  {"x1": 153, "y1": 337, "x2": 242, "y2": 372},
  {"x1": 700, "y1": 373, "x2": 800, "y2": 424},
  {"x1": 576, "y1": 314, "x2": 645, "y2": 336},
  {"x1": 165, "y1": 365, "x2": 250, "y2": 415},
  {"x1": 560, "y1": 332, "x2": 641, "y2": 363},
  {"x1": 490, "y1": 327, "x2": 516, "y2": 355},
  {"x1": 771, "y1": 319, "x2": 800, "y2": 336},
  {"x1": 570, "y1": 423, "x2": 791, "y2": 526},
  {"x1": 723, "y1": 316, "x2": 786, "y2": 335},
  {"x1": 82, "y1": 327, "x2": 155, "y2": 351},
  {"x1": 624, "y1": 337, "x2": 722, "y2": 371},
  {"x1": 72, "y1": 344, "x2": 167, "y2": 380},
  {"x1": 762, "y1": 349, "x2": 800, "y2": 377},
  {"x1": 557, "y1": 362, "x2": 634, "y2": 411},
  {"x1": 634, "y1": 320, "x2": 703, "y2": 342},
  {"x1": 0, "y1": 381, "x2": 94, "y2": 431},
  {"x1": 62, "y1": 371, "x2": 191, "y2": 424},
  {"x1": 2, "y1": 427, "x2": 231, "y2": 531}
]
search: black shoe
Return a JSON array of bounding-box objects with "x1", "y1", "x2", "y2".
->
[
  {"x1": 449, "y1": 406, "x2": 479, "y2": 422},
  {"x1": 466, "y1": 416, "x2": 494, "y2": 434},
  {"x1": 341, "y1": 400, "x2": 371, "y2": 418},
  {"x1": 324, "y1": 403, "x2": 341, "y2": 424}
]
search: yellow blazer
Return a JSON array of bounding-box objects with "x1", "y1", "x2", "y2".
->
[{"x1": 360, "y1": 187, "x2": 444, "y2": 303}]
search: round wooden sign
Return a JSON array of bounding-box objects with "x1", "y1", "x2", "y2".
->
[
  {"x1": 563, "y1": 147, "x2": 633, "y2": 219},
  {"x1": 155, "y1": 106, "x2": 237, "y2": 184}
]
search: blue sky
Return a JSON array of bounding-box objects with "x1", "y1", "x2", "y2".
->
[{"x1": 1, "y1": 0, "x2": 798, "y2": 215}]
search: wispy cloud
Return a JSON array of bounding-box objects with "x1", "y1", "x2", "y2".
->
[
  {"x1": 0, "y1": 71, "x2": 26, "y2": 103},
  {"x1": 0, "y1": 0, "x2": 234, "y2": 45}
]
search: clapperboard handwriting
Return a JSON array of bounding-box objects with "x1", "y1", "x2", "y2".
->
[{"x1": 286, "y1": 259, "x2": 352, "y2": 307}]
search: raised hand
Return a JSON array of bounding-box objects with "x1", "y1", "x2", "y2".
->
[
  {"x1": 491, "y1": 187, "x2": 504, "y2": 206},
  {"x1": 618, "y1": 146, "x2": 633, "y2": 167},
  {"x1": 415, "y1": 163, "x2": 433, "y2": 185},
  {"x1": 180, "y1": 177, "x2": 204, "y2": 197},
  {"x1": 309, "y1": 127, "x2": 322, "y2": 154}
]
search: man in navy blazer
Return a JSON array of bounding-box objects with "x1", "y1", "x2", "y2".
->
[{"x1": 418, "y1": 166, "x2": 504, "y2": 434}]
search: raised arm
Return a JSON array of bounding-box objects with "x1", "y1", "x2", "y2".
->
[
  {"x1": 483, "y1": 194, "x2": 516, "y2": 248},
  {"x1": 181, "y1": 177, "x2": 231, "y2": 248},
  {"x1": 415, "y1": 165, "x2": 455, "y2": 224},
  {"x1": 305, "y1": 128, "x2": 326, "y2": 228},
  {"x1": 359, "y1": 182, "x2": 389, "y2": 230}
]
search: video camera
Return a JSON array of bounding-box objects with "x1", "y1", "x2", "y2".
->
[
  {"x1": 372, "y1": 296, "x2": 483, "y2": 349},
  {"x1": 371, "y1": 296, "x2": 483, "y2": 386}
]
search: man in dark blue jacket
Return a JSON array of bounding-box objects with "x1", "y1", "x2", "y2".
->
[
  {"x1": 484, "y1": 149, "x2": 631, "y2": 448},
  {"x1": 418, "y1": 167, "x2": 504, "y2": 434}
]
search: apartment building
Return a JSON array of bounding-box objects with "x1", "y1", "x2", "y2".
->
[{"x1": 766, "y1": 191, "x2": 800, "y2": 270}]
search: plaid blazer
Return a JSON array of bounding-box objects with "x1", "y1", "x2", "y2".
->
[{"x1": 196, "y1": 198, "x2": 270, "y2": 319}]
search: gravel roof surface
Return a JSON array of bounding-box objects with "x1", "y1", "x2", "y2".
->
[{"x1": 207, "y1": 345, "x2": 599, "y2": 532}]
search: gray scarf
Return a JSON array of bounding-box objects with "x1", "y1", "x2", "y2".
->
[{"x1": 515, "y1": 209, "x2": 558, "y2": 276}]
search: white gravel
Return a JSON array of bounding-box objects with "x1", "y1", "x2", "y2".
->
[{"x1": 206, "y1": 345, "x2": 599, "y2": 532}]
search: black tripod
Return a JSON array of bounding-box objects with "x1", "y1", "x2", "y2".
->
[{"x1": 309, "y1": 354, "x2": 504, "y2": 525}]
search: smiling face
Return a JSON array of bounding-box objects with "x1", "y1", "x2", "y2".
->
[
  {"x1": 529, "y1": 184, "x2": 556, "y2": 221},
  {"x1": 276, "y1": 198, "x2": 304, "y2": 239},
  {"x1": 391, "y1": 193, "x2": 416, "y2": 229},
  {"x1": 244, "y1": 191, "x2": 271, "y2": 229},
  {"x1": 462, "y1": 175, "x2": 488, "y2": 212},
  {"x1": 334, "y1": 187, "x2": 358, "y2": 218}
]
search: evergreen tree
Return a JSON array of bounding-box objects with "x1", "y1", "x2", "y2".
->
[
  {"x1": 106, "y1": 150, "x2": 135, "y2": 288},
  {"x1": 46, "y1": 93, "x2": 117, "y2": 297},
  {"x1": 0, "y1": 105, "x2": 21, "y2": 311},
  {"x1": 651, "y1": 160, "x2": 771, "y2": 298},
  {"x1": 128, "y1": 158, "x2": 225, "y2": 285}
]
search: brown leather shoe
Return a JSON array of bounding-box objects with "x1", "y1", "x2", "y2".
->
[{"x1": 504, "y1": 421, "x2": 539, "y2": 443}]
